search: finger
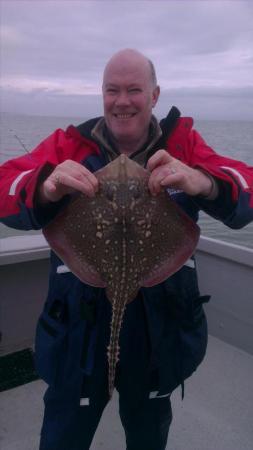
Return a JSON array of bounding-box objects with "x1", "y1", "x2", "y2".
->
[
  {"x1": 77, "y1": 169, "x2": 99, "y2": 192},
  {"x1": 148, "y1": 165, "x2": 172, "y2": 193},
  {"x1": 45, "y1": 178, "x2": 58, "y2": 192},
  {"x1": 149, "y1": 168, "x2": 181, "y2": 195},
  {"x1": 148, "y1": 172, "x2": 166, "y2": 195},
  {"x1": 55, "y1": 160, "x2": 99, "y2": 191},
  {"x1": 39, "y1": 178, "x2": 58, "y2": 203},
  {"x1": 160, "y1": 172, "x2": 181, "y2": 186},
  {"x1": 148, "y1": 178, "x2": 162, "y2": 196},
  {"x1": 147, "y1": 149, "x2": 173, "y2": 171},
  {"x1": 54, "y1": 172, "x2": 97, "y2": 197}
]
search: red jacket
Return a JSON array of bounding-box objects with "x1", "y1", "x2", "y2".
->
[{"x1": 0, "y1": 114, "x2": 253, "y2": 230}]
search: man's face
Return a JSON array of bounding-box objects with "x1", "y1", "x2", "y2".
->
[{"x1": 102, "y1": 60, "x2": 159, "y2": 146}]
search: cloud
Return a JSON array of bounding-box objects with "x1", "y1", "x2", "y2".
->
[
  {"x1": 1, "y1": 0, "x2": 253, "y2": 119},
  {"x1": 1, "y1": 77, "x2": 101, "y2": 96}
]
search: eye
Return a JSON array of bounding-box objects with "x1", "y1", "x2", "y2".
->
[
  {"x1": 129, "y1": 183, "x2": 141, "y2": 199},
  {"x1": 105, "y1": 87, "x2": 118, "y2": 95},
  {"x1": 104, "y1": 183, "x2": 117, "y2": 201},
  {"x1": 129, "y1": 88, "x2": 142, "y2": 94}
]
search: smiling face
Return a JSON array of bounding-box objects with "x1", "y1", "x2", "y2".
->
[{"x1": 102, "y1": 50, "x2": 160, "y2": 153}]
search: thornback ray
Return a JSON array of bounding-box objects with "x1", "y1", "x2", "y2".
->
[{"x1": 43, "y1": 154, "x2": 200, "y2": 397}]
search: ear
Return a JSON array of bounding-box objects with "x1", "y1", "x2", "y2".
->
[{"x1": 152, "y1": 85, "x2": 160, "y2": 108}]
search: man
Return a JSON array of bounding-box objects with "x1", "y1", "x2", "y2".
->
[{"x1": 0, "y1": 49, "x2": 253, "y2": 450}]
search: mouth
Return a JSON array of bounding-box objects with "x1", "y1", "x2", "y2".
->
[{"x1": 113, "y1": 113, "x2": 136, "y2": 119}]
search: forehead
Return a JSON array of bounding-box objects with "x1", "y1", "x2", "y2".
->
[{"x1": 103, "y1": 58, "x2": 151, "y2": 87}]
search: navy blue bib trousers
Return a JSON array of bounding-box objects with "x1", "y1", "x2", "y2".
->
[{"x1": 39, "y1": 294, "x2": 173, "y2": 450}]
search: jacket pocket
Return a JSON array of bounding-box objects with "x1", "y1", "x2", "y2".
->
[
  {"x1": 179, "y1": 307, "x2": 208, "y2": 381},
  {"x1": 34, "y1": 311, "x2": 67, "y2": 386},
  {"x1": 178, "y1": 295, "x2": 210, "y2": 379},
  {"x1": 157, "y1": 295, "x2": 210, "y2": 395}
]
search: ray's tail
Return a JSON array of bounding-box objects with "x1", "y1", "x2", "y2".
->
[{"x1": 107, "y1": 295, "x2": 128, "y2": 398}]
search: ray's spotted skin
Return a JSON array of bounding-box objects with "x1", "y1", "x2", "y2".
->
[{"x1": 43, "y1": 155, "x2": 200, "y2": 397}]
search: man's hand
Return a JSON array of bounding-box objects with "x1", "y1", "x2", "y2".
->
[
  {"x1": 147, "y1": 149, "x2": 216, "y2": 198},
  {"x1": 38, "y1": 160, "x2": 99, "y2": 204}
]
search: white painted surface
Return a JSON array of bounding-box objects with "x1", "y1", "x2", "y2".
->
[{"x1": 0, "y1": 336, "x2": 252, "y2": 450}]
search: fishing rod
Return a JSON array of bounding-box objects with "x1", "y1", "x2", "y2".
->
[{"x1": 10, "y1": 130, "x2": 30, "y2": 155}]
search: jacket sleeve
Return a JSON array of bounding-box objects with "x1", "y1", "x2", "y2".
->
[
  {"x1": 187, "y1": 130, "x2": 253, "y2": 229},
  {"x1": 0, "y1": 126, "x2": 98, "y2": 230}
]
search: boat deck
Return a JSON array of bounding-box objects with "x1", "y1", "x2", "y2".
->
[{"x1": 1, "y1": 334, "x2": 252, "y2": 450}]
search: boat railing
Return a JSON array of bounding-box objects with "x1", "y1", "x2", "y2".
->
[{"x1": 0, "y1": 234, "x2": 252, "y2": 356}]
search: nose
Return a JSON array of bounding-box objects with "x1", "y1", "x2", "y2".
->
[{"x1": 115, "y1": 91, "x2": 131, "y2": 106}]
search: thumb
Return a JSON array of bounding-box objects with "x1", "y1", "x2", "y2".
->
[
  {"x1": 38, "y1": 179, "x2": 58, "y2": 204},
  {"x1": 44, "y1": 178, "x2": 58, "y2": 193}
]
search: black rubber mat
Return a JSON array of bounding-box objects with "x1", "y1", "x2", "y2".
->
[{"x1": 0, "y1": 348, "x2": 39, "y2": 392}]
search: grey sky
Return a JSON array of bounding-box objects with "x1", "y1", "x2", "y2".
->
[{"x1": 1, "y1": 0, "x2": 253, "y2": 119}]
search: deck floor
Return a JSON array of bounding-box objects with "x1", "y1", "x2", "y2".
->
[{"x1": 1, "y1": 335, "x2": 253, "y2": 450}]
